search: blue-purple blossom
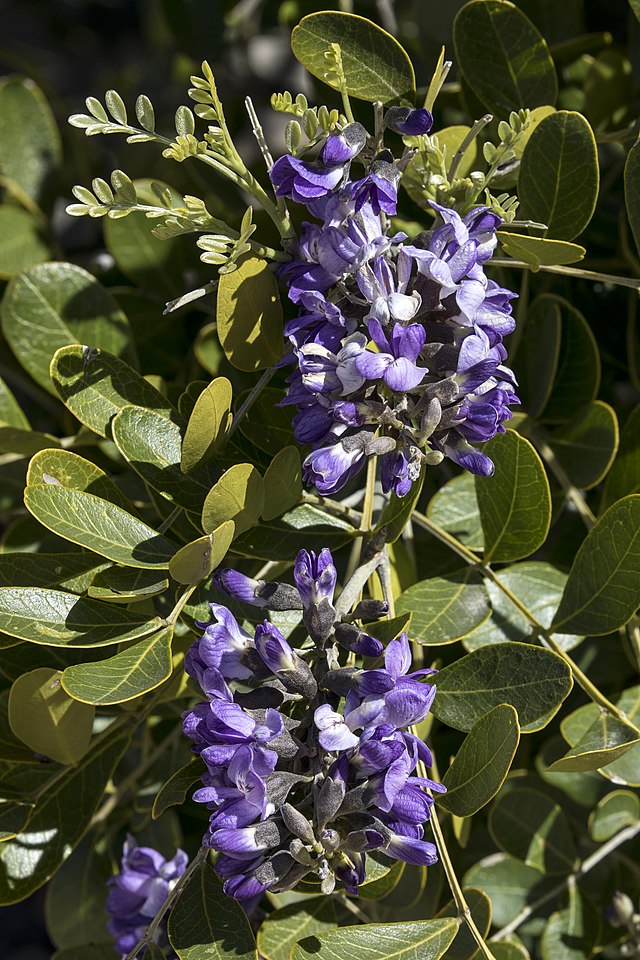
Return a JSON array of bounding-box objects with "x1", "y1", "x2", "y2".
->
[
  {"x1": 182, "y1": 547, "x2": 445, "y2": 901},
  {"x1": 106, "y1": 837, "x2": 188, "y2": 958},
  {"x1": 384, "y1": 105, "x2": 434, "y2": 136}
]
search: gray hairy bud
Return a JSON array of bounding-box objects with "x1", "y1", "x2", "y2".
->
[
  {"x1": 281, "y1": 803, "x2": 316, "y2": 845},
  {"x1": 314, "y1": 776, "x2": 346, "y2": 830},
  {"x1": 255, "y1": 581, "x2": 303, "y2": 611}
]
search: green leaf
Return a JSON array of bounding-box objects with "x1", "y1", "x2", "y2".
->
[
  {"x1": 0, "y1": 76, "x2": 61, "y2": 205},
  {"x1": 547, "y1": 401, "x2": 618, "y2": 490},
  {"x1": 8, "y1": 668, "x2": 94, "y2": 764},
  {"x1": 112, "y1": 405, "x2": 212, "y2": 512},
  {"x1": 258, "y1": 898, "x2": 337, "y2": 960},
  {"x1": 552, "y1": 496, "x2": 640, "y2": 635},
  {"x1": 559, "y1": 689, "x2": 640, "y2": 787},
  {"x1": 1, "y1": 264, "x2": 132, "y2": 395},
  {"x1": 588, "y1": 789, "x2": 640, "y2": 842},
  {"x1": 490, "y1": 940, "x2": 529, "y2": 960},
  {"x1": 232, "y1": 504, "x2": 354, "y2": 561},
  {"x1": 541, "y1": 886, "x2": 600, "y2": 960},
  {"x1": 537, "y1": 737, "x2": 608, "y2": 808},
  {"x1": 497, "y1": 233, "x2": 585, "y2": 267},
  {"x1": 24, "y1": 485, "x2": 177, "y2": 569},
  {"x1": 152, "y1": 757, "x2": 205, "y2": 820},
  {"x1": 514, "y1": 295, "x2": 562, "y2": 419},
  {"x1": 27, "y1": 447, "x2": 134, "y2": 513},
  {"x1": 168, "y1": 860, "x2": 258, "y2": 960},
  {"x1": 475, "y1": 430, "x2": 551, "y2": 563},
  {"x1": 403, "y1": 126, "x2": 481, "y2": 209},
  {"x1": 489, "y1": 787, "x2": 577, "y2": 874},
  {"x1": 550, "y1": 711, "x2": 640, "y2": 773},
  {"x1": 291, "y1": 12, "x2": 415, "y2": 103},
  {"x1": 44, "y1": 832, "x2": 112, "y2": 949},
  {"x1": 0, "y1": 730, "x2": 130, "y2": 904},
  {"x1": 0, "y1": 586, "x2": 163, "y2": 647},
  {"x1": 439, "y1": 704, "x2": 520, "y2": 817},
  {"x1": 539, "y1": 296, "x2": 600, "y2": 423},
  {"x1": 396, "y1": 571, "x2": 490, "y2": 645},
  {"x1": 519, "y1": 111, "x2": 599, "y2": 240},
  {"x1": 61, "y1": 626, "x2": 173, "y2": 705},
  {"x1": 51, "y1": 343, "x2": 176, "y2": 438},
  {"x1": 463, "y1": 561, "x2": 581, "y2": 654},
  {"x1": 376, "y1": 466, "x2": 425, "y2": 544},
  {"x1": 216, "y1": 254, "x2": 283, "y2": 372},
  {"x1": 262, "y1": 447, "x2": 302, "y2": 521},
  {"x1": 0, "y1": 426, "x2": 62, "y2": 457},
  {"x1": 453, "y1": 0, "x2": 557, "y2": 115},
  {"x1": 169, "y1": 522, "x2": 235, "y2": 584},
  {"x1": 0, "y1": 798, "x2": 34, "y2": 842},
  {"x1": 0, "y1": 375, "x2": 29, "y2": 429},
  {"x1": 51, "y1": 946, "x2": 118, "y2": 960},
  {"x1": 631, "y1": 0, "x2": 640, "y2": 23},
  {"x1": 463, "y1": 855, "x2": 547, "y2": 928},
  {"x1": 292, "y1": 920, "x2": 459, "y2": 960},
  {"x1": 0, "y1": 691, "x2": 38, "y2": 763},
  {"x1": 427, "y1": 474, "x2": 484, "y2": 551},
  {"x1": 103, "y1": 179, "x2": 189, "y2": 297},
  {"x1": 625, "y1": 136, "x2": 640, "y2": 258},
  {"x1": 87, "y1": 567, "x2": 169, "y2": 604},
  {"x1": 0, "y1": 552, "x2": 107, "y2": 591},
  {"x1": 0, "y1": 205, "x2": 50, "y2": 279},
  {"x1": 431, "y1": 642, "x2": 573, "y2": 733},
  {"x1": 201, "y1": 464, "x2": 264, "y2": 537},
  {"x1": 237, "y1": 387, "x2": 295, "y2": 456},
  {"x1": 601, "y1": 406, "x2": 640, "y2": 510},
  {"x1": 181, "y1": 377, "x2": 232, "y2": 473},
  {"x1": 436, "y1": 888, "x2": 492, "y2": 960}
]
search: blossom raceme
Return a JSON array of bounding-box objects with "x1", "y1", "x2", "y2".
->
[
  {"x1": 181, "y1": 547, "x2": 445, "y2": 901},
  {"x1": 106, "y1": 836, "x2": 188, "y2": 958},
  {"x1": 273, "y1": 117, "x2": 520, "y2": 497}
]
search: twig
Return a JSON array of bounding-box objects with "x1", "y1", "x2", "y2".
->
[
  {"x1": 488, "y1": 259, "x2": 640, "y2": 290},
  {"x1": 335, "y1": 551, "x2": 384, "y2": 617},
  {"x1": 448, "y1": 115, "x2": 493, "y2": 180},
  {"x1": 245, "y1": 96, "x2": 275, "y2": 171}
]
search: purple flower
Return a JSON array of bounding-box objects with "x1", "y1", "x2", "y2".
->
[
  {"x1": 294, "y1": 548, "x2": 337, "y2": 607},
  {"x1": 254, "y1": 621, "x2": 297, "y2": 674},
  {"x1": 106, "y1": 837, "x2": 188, "y2": 958},
  {"x1": 271, "y1": 155, "x2": 345, "y2": 204},
  {"x1": 315, "y1": 703, "x2": 360, "y2": 751},
  {"x1": 384, "y1": 106, "x2": 434, "y2": 136},
  {"x1": 192, "y1": 604, "x2": 253, "y2": 682},
  {"x1": 320, "y1": 123, "x2": 367, "y2": 165},
  {"x1": 355, "y1": 319, "x2": 427, "y2": 392},
  {"x1": 303, "y1": 435, "x2": 369, "y2": 495},
  {"x1": 348, "y1": 171, "x2": 398, "y2": 216}
]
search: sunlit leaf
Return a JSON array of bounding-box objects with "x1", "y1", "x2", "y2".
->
[{"x1": 8, "y1": 668, "x2": 94, "y2": 765}]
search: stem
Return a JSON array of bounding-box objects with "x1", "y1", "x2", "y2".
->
[
  {"x1": 226, "y1": 366, "x2": 277, "y2": 441},
  {"x1": 492, "y1": 821, "x2": 640, "y2": 941},
  {"x1": 245, "y1": 96, "x2": 275, "y2": 170},
  {"x1": 167, "y1": 584, "x2": 199, "y2": 626},
  {"x1": 489, "y1": 259, "x2": 640, "y2": 291},
  {"x1": 344, "y1": 454, "x2": 377, "y2": 582},
  {"x1": 526, "y1": 426, "x2": 596, "y2": 530},
  {"x1": 124, "y1": 847, "x2": 209, "y2": 960},
  {"x1": 158, "y1": 505, "x2": 184, "y2": 534},
  {"x1": 448, "y1": 115, "x2": 493, "y2": 180}
]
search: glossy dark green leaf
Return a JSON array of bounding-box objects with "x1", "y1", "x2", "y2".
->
[
  {"x1": 0, "y1": 552, "x2": 105, "y2": 590},
  {"x1": 27, "y1": 447, "x2": 134, "y2": 513},
  {"x1": 0, "y1": 375, "x2": 29, "y2": 429},
  {"x1": 232, "y1": 504, "x2": 354, "y2": 561},
  {"x1": 0, "y1": 426, "x2": 61, "y2": 457},
  {"x1": 453, "y1": 0, "x2": 557, "y2": 115},
  {"x1": 559, "y1": 688, "x2": 640, "y2": 787},
  {"x1": 291, "y1": 919, "x2": 460, "y2": 960},
  {"x1": 536, "y1": 736, "x2": 608, "y2": 808},
  {"x1": 588, "y1": 789, "x2": 640, "y2": 842},
  {"x1": 201, "y1": 464, "x2": 264, "y2": 536},
  {"x1": 439, "y1": 705, "x2": 520, "y2": 817},
  {"x1": 51, "y1": 344, "x2": 176, "y2": 438},
  {"x1": 490, "y1": 940, "x2": 529, "y2": 960},
  {"x1": 0, "y1": 205, "x2": 50, "y2": 280},
  {"x1": 62, "y1": 626, "x2": 173, "y2": 704},
  {"x1": 262, "y1": 447, "x2": 302, "y2": 521},
  {"x1": 540, "y1": 297, "x2": 600, "y2": 423},
  {"x1": 0, "y1": 586, "x2": 163, "y2": 647},
  {"x1": 475, "y1": 431, "x2": 551, "y2": 563},
  {"x1": 0, "y1": 692, "x2": 37, "y2": 763},
  {"x1": 376, "y1": 466, "x2": 425, "y2": 544},
  {"x1": 0, "y1": 76, "x2": 61, "y2": 205},
  {"x1": 258, "y1": 898, "x2": 337, "y2": 960},
  {"x1": 0, "y1": 729, "x2": 130, "y2": 904},
  {"x1": 551, "y1": 711, "x2": 640, "y2": 773},
  {"x1": 168, "y1": 860, "x2": 257, "y2": 960},
  {"x1": 152, "y1": 756, "x2": 205, "y2": 820},
  {"x1": 431, "y1": 642, "x2": 572, "y2": 733},
  {"x1": 436, "y1": 888, "x2": 491, "y2": 960},
  {"x1": 397, "y1": 571, "x2": 490, "y2": 645},
  {"x1": 547, "y1": 401, "x2": 618, "y2": 490},
  {"x1": 112, "y1": 405, "x2": 212, "y2": 512},
  {"x1": 489, "y1": 787, "x2": 577, "y2": 874},
  {"x1": 541, "y1": 886, "x2": 600, "y2": 960},
  {"x1": 497, "y1": 233, "x2": 585, "y2": 267},
  {"x1": 463, "y1": 854, "x2": 547, "y2": 928},
  {"x1": 216, "y1": 254, "x2": 283, "y2": 372},
  {"x1": 87, "y1": 566, "x2": 168, "y2": 604},
  {"x1": 24, "y1": 485, "x2": 177, "y2": 568},
  {"x1": 291, "y1": 12, "x2": 415, "y2": 103},
  {"x1": 464, "y1": 561, "x2": 581, "y2": 653},
  {"x1": 181, "y1": 377, "x2": 232, "y2": 473},
  {"x1": 519, "y1": 111, "x2": 599, "y2": 240},
  {"x1": 626, "y1": 136, "x2": 640, "y2": 259},
  {"x1": 8, "y1": 668, "x2": 94, "y2": 764},
  {"x1": 601, "y1": 406, "x2": 640, "y2": 510},
  {"x1": 552, "y1": 496, "x2": 640, "y2": 635},
  {"x1": 427, "y1": 474, "x2": 484, "y2": 551},
  {"x1": 515, "y1": 295, "x2": 562, "y2": 419},
  {"x1": 1, "y1": 264, "x2": 132, "y2": 394},
  {"x1": 0, "y1": 798, "x2": 33, "y2": 842},
  {"x1": 169, "y1": 522, "x2": 235, "y2": 584},
  {"x1": 44, "y1": 832, "x2": 112, "y2": 949}
]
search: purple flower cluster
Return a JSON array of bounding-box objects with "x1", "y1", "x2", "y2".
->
[
  {"x1": 181, "y1": 547, "x2": 444, "y2": 900},
  {"x1": 106, "y1": 836, "x2": 188, "y2": 958},
  {"x1": 271, "y1": 114, "x2": 519, "y2": 496}
]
